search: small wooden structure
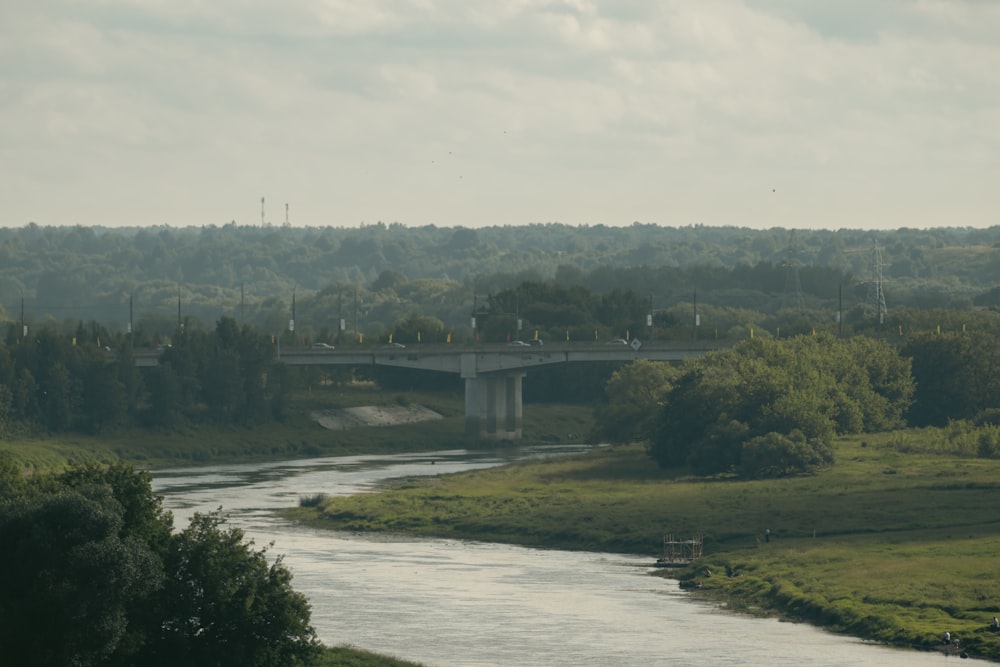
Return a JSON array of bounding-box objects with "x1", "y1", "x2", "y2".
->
[{"x1": 654, "y1": 534, "x2": 703, "y2": 568}]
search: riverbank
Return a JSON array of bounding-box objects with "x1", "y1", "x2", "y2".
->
[
  {"x1": 0, "y1": 386, "x2": 596, "y2": 471},
  {"x1": 294, "y1": 436, "x2": 1000, "y2": 662}
]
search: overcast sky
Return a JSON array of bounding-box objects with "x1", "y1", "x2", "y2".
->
[{"x1": 3, "y1": 1, "x2": 998, "y2": 230}]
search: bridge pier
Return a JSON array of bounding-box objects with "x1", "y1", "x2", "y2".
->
[{"x1": 463, "y1": 372, "x2": 524, "y2": 440}]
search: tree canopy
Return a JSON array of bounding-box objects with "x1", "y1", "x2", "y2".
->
[
  {"x1": 647, "y1": 335, "x2": 914, "y2": 477},
  {"x1": 0, "y1": 464, "x2": 320, "y2": 667}
]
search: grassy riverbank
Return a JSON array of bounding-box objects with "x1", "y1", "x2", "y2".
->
[
  {"x1": 0, "y1": 385, "x2": 596, "y2": 471},
  {"x1": 294, "y1": 435, "x2": 1000, "y2": 662},
  {"x1": 1, "y1": 387, "x2": 592, "y2": 667},
  {"x1": 318, "y1": 645, "x2": 425, "y2": 666}
]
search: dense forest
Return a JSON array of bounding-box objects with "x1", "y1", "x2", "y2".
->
[{"x1": 1, "y1": 223, "x2": 998, "y2": 345}]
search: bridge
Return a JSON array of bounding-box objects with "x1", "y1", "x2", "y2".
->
[{"x1": 134, "y1": 340, "x2": 730, "y2": 440}]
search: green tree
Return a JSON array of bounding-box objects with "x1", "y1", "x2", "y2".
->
[
  {"x1": 650, "y1": 335, "x2": 913, "y2": 476},
  {"x1": 144, "y1": 364, "x2": 183, "y2": 428},
  {"x1": 0, "y1": 450, "x2": 24, "y2": 495},
  {"x1": 58, "y1": 463, "x2": 174, "y2": 557},
  {"x1": 389, "y1": 313, "x2": 446, "y2": 344},
  {"x1": 903, "y1": 331, "x2": 1000, "y2": 426},
  {"x1": 738, "y1": 430, "x2": 834, "y2": 478},
  {"x1": 0, "y1": 487, "x2": 162, "y2": 667},
  {"x1": 81, "y1": 362, "x2": 128, "y2": 434},
  {"x1": 0, "y1": 465, "x2": 320, "y2": 666},
  {"x1": 593, "y1": 359, "x2": 679, "y2": 443},
  {"x1": 144, "y1": 511, "x2": 321, "y2": 667}
]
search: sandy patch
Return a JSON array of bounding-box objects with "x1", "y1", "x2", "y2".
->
[{"x1": 311, "y1": 405, "x2": 444, "y2": 430}]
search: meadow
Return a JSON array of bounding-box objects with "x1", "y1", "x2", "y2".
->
[{"x1": 296, "y1": 433, "x2": 1000, "y2": 661}]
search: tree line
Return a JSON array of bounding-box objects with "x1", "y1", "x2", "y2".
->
[
  {"x1": 2, "y1": 223, "x2": 998, "y2": 346},
  {"x1": 2, "y1": 266, "x2": 999, "y2": 440},
  {"x1": 596, "y1": 331, "x2": 1000, "y2": 478}
]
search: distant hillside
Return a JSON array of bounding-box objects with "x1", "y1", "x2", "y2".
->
[{"x1": 1, "y1": 223, "x2": 997, "y2": 339}]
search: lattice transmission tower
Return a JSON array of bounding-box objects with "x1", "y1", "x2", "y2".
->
[
  {"x1": 781, "y1": 231, "x2": 804, "y2": 312},
  {"x1": 865, "y1": 239, "x2": 888, "y2": 327}
]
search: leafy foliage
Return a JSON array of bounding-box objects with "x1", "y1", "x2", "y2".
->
[
  {"x1": 3, "y1": 223, "x2": 999, "y2": 348},
  {"x1": 903, "y1": 331, "x2": 1000, "y2": 426},
  {"x1": 648, "y1": 335, "x2": 914, "y2": 476},
  {"x1": 592, "y1": 360, "x2": 679, "y2": 443},
  {"x1": 144, "y1": 512, "x2": 320, "y2": 667},
  {"x1": 0, "y1": 486, "x2": 162, "y2": 667},
  {"x1": 0, "y1": 465, "x2": 320, "y2": 667}
]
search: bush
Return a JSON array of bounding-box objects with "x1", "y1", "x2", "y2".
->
[
  {"x1": 299, "y1": 492, "x2": 329, "y2": 507},
  {"x1": 738, "y1": 430, "x2": 834, "y2": 478}
]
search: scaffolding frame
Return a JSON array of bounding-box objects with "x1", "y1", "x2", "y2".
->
[{"x1": 656, "y1": 534, "x2": 704, "y2": 567}]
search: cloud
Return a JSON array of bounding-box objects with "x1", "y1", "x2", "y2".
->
[{"x1": 2, "y1": 1, "x2": 999, "y2": 228}]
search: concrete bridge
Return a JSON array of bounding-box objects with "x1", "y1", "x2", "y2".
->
[{"x1": 134, "y1": 340, "x2": 729, "y2": 440}]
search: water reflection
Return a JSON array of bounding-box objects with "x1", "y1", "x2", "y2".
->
[{"x1": 153, "y1": 450, "x2": 986, "y2": 666}]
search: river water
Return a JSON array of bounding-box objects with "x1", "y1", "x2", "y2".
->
[{"x1": 152, "y1": 447, "x2": 982, "y2": 666}]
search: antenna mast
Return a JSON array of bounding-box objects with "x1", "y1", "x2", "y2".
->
[{"x1": 261, "y1": 197, "x2": 265, "y2": 227}]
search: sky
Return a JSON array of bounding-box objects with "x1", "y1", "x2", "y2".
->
[{"x1": 2, "y1": 1, "x2": 999, "y2": 230}]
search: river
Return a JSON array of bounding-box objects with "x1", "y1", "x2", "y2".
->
[{"x1": 153, "y1": 447, "x2": 983, "y2": 666}]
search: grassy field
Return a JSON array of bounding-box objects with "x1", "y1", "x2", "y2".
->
[
  {"x1": 295, "y1": 433, "x2": 1000, "y2": 661},
  {"x1": 0, "y1": 385, "x2": 596, "y2": 471}
]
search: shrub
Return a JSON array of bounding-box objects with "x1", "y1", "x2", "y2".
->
[
  {"x1": 738, "y1": 430, "x2": 834, "y2": 478},
  {"x1": 299, "y1": 492, "x2": 329, "y2": 508}
]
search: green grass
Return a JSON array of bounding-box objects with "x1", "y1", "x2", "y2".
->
[
  {"x1": 318, "y1": 645, "x2": 425, "y2": 666},
  {"x1": 297, "y1": 433, "x2": 1000, "y2": 661},
  {"x1": 0, "y1": 385, "x2": 596, "y2": 471}
]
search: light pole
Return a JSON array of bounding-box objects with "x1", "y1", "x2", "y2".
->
[
  {"x1": 290, "y1": 287, "x2": 296, "y2": 345},
  {"x1": 648, "y1": 291, "x2": 654, "y2": 341},
  {"x1": 129, "y1": 289, "x2": 134, "y2": 349}
]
